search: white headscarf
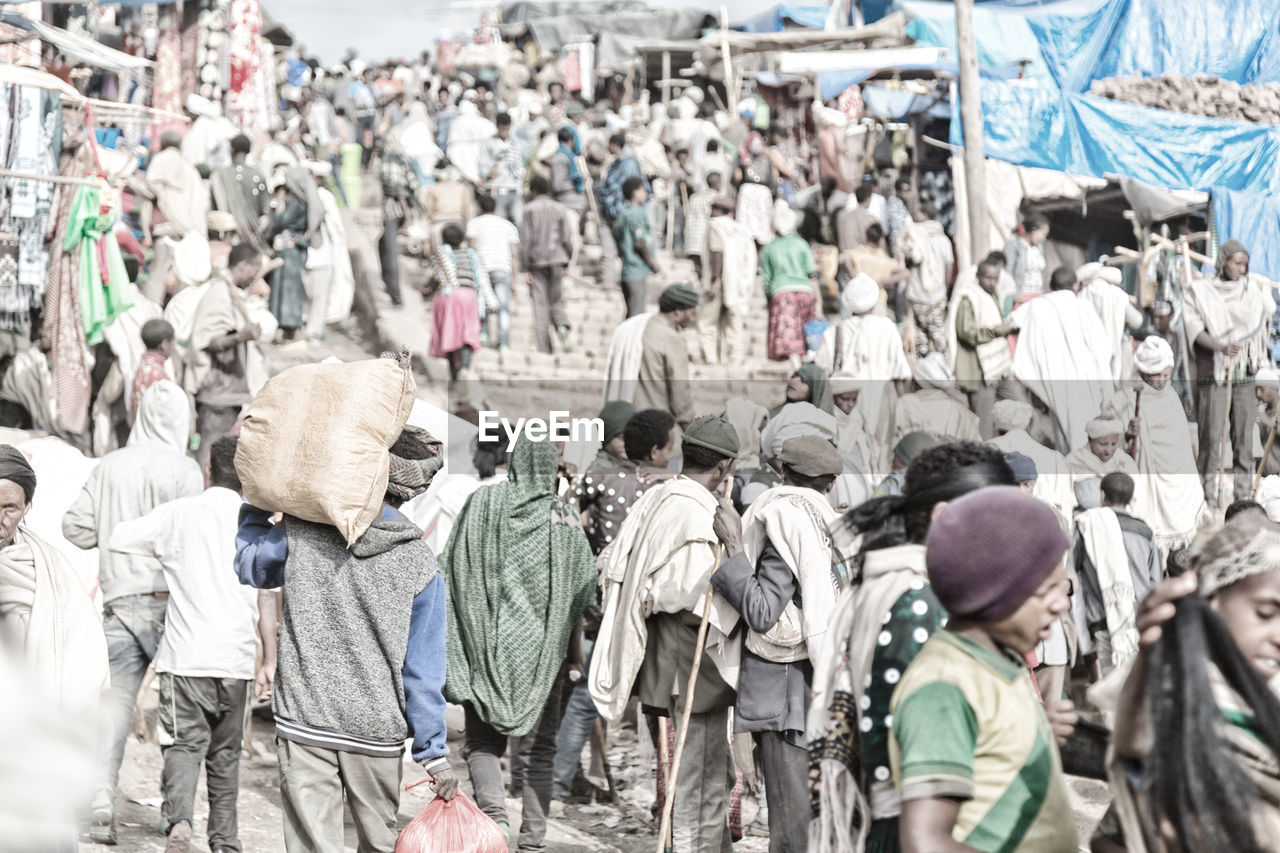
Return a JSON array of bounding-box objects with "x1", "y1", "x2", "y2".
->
[
  {"x1": 992, "y1": 399, "x2": 1033, "y2": 433},
  {"x1": 840, "y1": 274, "x2": 879, "y2": 316},
  {"x1": 773, "y1": 204, "x2": 798, "y2": 237},
  {"x1": 1085, "y1": 417, "x2": 1124, "y2": 439},
  {"x1": 759, "y1": 402, "x2": 837, "y2": 460},
  {"x1": 1076, "y1": 261, "x2": 1122, "y2": 287},
  {"x1": 1133, "y1": 335, "x2": 1174, "y2": 374},
  {"x1": 914, "y1": 352, "x2": 954, "y2": 390},
  {"x1": 128, "y1": 380, "x2": 192, "y2": 452}
]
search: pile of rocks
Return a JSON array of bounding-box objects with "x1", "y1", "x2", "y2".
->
[{"x1": 1090, "y1": 73, "x2": 1280, "y2": 125}]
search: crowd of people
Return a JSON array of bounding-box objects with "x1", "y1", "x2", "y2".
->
[{"x1": 8, "y1": 34, "x2": 1280, "y2": 853}]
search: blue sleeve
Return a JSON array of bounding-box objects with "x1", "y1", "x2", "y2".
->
[
  {"x1": 403, "y1": 573, "x2": 450, "y2": 771},
  {"x1": 235, "y1": 504, "x2": 287, "y2": 589}
]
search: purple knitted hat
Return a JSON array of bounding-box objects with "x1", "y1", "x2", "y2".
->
[{"x1": 926, "y1": 486, "x2": 1068, "y2": 622}]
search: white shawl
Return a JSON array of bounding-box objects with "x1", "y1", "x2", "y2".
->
[
  {"x1": 816, "y1": 313, "x2": 910, "y2": 471},
  {"x1": 946, "y1": 272, "x2": 1011, "y2": 379},
  {"x1": 601, "y1": 312, "x2": 655, "y2": 405},
  {"x1": 709, "y1": 215, "x2": 758, "y2": 317},
  {"x1": 1074, "y1": 507, "x2": 1139, "y2": 671},
  {"x1": 0, "y1": 527, "x2": 108, "y2": 714},
  {"x1": 589, "y1": 477, "x2": 740, "y2": 723},
  {"x1": 1011, "y1": 290, "x2": 1114, "y2": 450},
  {"x1": 740, "y1": 486, "x2": 839, "y2": 666},
  {"x1": 1080, "y1": 280, "x2": 1133, "y2": 382},
  {"x1": 989, "y1": 429, "x2": 1076, "y2": 531},
  {"x1": 1183, "y1": 275, "x2": 1268, "y2": 382},
  {"x1": 1102, "y1": 384, "x2": 1205, "y2": 550}
]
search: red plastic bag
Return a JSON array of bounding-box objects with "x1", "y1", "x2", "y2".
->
[{"x1": 395, "y1": 793, "x2": 506, "y2": 853}]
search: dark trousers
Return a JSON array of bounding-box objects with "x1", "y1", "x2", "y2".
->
[
  {"x1": 621, "y1": 277, "x2": 647, "y2": 319},
  {"x1": 1196, "y1": 379, "x2": 1255, "y2": 506},
  {"x1": 529, "y1": 265, "x2": 568, "y2": 354},
  {"x1": 756, "y1": 731, "x2": 810, "y2": 853},
  {"x1": 157, "y1": 673, "x2": 249, "y2": 850},
  {"x1": 356, "y1": 116, "x2": 376, "y2": 168},
  {"x1": 464, "y1": 680, "x2": 562, "y2": 851},
  {"x1": 195, "y1": 402, "x2": 241, "y2": 469},
  {"x1": 380, "y1": 215, "x2": 404, "y2": 306}
]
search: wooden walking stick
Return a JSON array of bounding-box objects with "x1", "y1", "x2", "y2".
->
[
  {"x1": 1252, "y1": 415, "x2": 1279, "y2": 499},
  {"x1": 655, "y1": 546, "x2": 722, "y2": 853},
  {"x1": 1129, "y1": 386, "x2": 1143, "y2": 462},
  {"x1": 1217, "y1": 354, "x2": 1238, "y2": 506}
]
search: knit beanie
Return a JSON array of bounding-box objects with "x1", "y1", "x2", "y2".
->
[
  {"x1": 598, "y1": 400, "x2": 637, "y2": 443},
  {"x1": 926, "y1": 486, "x2": 1067, "y2": 622}
]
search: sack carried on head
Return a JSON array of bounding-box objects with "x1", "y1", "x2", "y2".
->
[{"x1": 236, "y1": 352, "x2": 415, "y2": 544}]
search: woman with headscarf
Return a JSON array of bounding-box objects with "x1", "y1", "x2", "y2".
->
[
  {"x1": 441, "y1": 436, "x2": 595, "y2": 848},
  {"x1": 1095, "y1": 517, "x2": 1280, "y2": 852},
  {"x1": 774, "y1": 363, "x2": 831, "y2": 416},
  {"x1": 263, "y1": 165, "x2": 324, "y2": 339},
  {"x1": 0, "y1": 444, "x2": 109, "y2": 847},
  {"x1": 427, "y1": 223, "x2": 493, "y2": 384},
  {"x1": 1184, "y1": 239, "x2": 1271, "y2": 507},
  {"x1": 891, "y1": 352, "x2": 981, "y2": 445},
  {"x1": 1101, "y1": 336, "x2": 1206, "y2": 552},
  {"x1": 761, "y1": 205, "x2": 820, "y2": 362},
  {"x1": 807, "y1": 442, "x2": 1017, "y2": 853},
  {"x1": 816, "y1": 274, "x2": 912, "y2": 472},
  {"x1": 735, "y1": 131, "x2": 775, "y2": 245}
]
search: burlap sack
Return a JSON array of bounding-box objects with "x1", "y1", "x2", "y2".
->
[{"x1": 235, "y1": 357, "x2": 416, "y2": 544}]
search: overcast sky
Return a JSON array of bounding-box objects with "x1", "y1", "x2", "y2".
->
[{"x1": 267, "y1": 0, "x2": 780, "y2": 65}]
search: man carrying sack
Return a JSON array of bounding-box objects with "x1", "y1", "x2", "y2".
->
[{"x1": 235, "y1": 423, "x2": 457, "y2": 853}]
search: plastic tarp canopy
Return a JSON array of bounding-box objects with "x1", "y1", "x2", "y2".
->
[
  {"x1": 1214, "y1": 187, "x2": 1280, "y2": 282},
  {"x1": 0, "y1": 11, "x2": 152, "y2": 71},
  {"x1": 501, "y1": 0, "x2": 647, "y2": 24},
  {"x1": 735, "y1": 4, "x2": 830, "y2": 33},
  {"x1": 525, "y1": 9, "x2": 713, "y2": 68},
  {"x1": 901, "y1": 0, "x2": 1280, "y2": 92}
]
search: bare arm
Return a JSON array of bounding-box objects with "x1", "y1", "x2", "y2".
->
[
  {"x1": 256, "y1": 589, "x2": 282, "y2": 701},
  {"x1": 899, "y1": 798, "x2": 980, "y2": 853}
]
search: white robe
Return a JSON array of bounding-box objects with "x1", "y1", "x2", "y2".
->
[
  {"x1": 1080, "y1": 280, "x2": 1139, "y2": 382},
  {"x1": 601, "y1": 312, "x2": 656, "y2": 405},
  {"x1": 815, "y1": 312, "x2": 911, "y2": 471},
  {"x1": 989, "y1": 428, "x2": 1076, "y2": 530},
  {"x1": 1011, "y1": 290, "x2": 1114, "y2": 451},
  {"x1": 1102, "y1": 384, "x2": 1205, "y2": 550}
]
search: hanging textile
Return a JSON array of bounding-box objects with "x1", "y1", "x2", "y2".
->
[
  {"x1": 62, "y1": 183, "x2": 133, "y2": 346},
  {"x1": 226, "y1": 0, "x2": 264, "y2": 131},
  {"x1": 42, "y1": 137, "x2": 94, "y2": 437},
  {"x1": 150, "y1": 17, "x2": 183, "y2": 147}
]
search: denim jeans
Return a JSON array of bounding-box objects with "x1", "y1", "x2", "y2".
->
[
  {"x1": 552, "y1": 640, "x2": 597, "y2": 800},
  {"x1": 486, "y1": 270, "x2": 512, "y2": 348},
  {"x1": 495, "y1": 189, "x2": 523, "y2": 227},
  {"x1": 102, "y1": 594, "x2": 168, "y2": 797}
]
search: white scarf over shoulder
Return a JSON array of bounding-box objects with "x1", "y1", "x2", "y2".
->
[{"x1": 589, "y1": 477, "x2": 740, "y2": 723}]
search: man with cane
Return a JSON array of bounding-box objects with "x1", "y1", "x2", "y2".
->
[{"x1": 589, "y1": 416, "x2": 745, "y2": 852}]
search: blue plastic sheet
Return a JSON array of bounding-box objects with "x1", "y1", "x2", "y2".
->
[
  {"x1": 1214, "y1": 188, "x2": 1280, "y2": 282},
  {"x1": 735, "y1": 3, "x2": 830, "y2": 33},
  {"x1": 900, "y1": 0, "x2": 1280, "y2": 91}
]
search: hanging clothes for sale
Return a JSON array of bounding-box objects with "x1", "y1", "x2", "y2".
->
[
  {"x1": 63, "y1": 182, "x2": 134, "y2": 346},
  {"x1": 225, "y1": 0, "x2": 264, "y2": 131}
]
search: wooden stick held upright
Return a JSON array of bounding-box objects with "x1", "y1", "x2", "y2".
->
[
  {"x1": 1217, "y1": 355, "x2": 1237, "y2": 506},
  {"x1": 655, "y1": 545, "x2": 722, "y2": 853},
  {"x1": 1253, "y1": 417, "x2": 1279, "y2": 499}
]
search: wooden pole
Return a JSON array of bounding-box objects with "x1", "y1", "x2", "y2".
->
[
  {"x1": 655, "y1": 551, "x2": 721, "y2": 853},
  {"x1": 1252, "y1": 418, "x2": 1278, "y2": 499},
  {"x1": 662, "y1": 51, "x2": 672, "y2": 111},
  {"x1": 720, "y1": 5, "x2": 736, "y2": 114},
  {"x1": 955, "y1": 0, "x2": 989, "y2": 260}
]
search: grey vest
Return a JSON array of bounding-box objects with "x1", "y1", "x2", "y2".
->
[{"x1": 274, "y1": 514, "x2": 436, "y2": 749}]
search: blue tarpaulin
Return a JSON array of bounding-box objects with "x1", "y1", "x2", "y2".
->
[
  {"x1": 735, "y1": 3, "x2": 830, "y2": 33},
  {"x1": 900, "y1": 0, "x2": 1280, "y2": 91},
  {"x1": 1214, "y1": 188, "x2": 1280, "y2": 281}
]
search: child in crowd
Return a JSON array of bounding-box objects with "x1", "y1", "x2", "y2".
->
[
  {"x1": 131, "y1": 319, "x2": 175, "y2": 423},
  {"x1": 890, "y1": 486, "x2": 1078, "y2": 853},
  {"x1": 1093, "y1": 515, "x2": 1280, "y2": 852}
]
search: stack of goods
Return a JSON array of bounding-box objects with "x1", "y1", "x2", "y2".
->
[{"x1": 1091, "y1": 74, "x2": 1280, "y2": 125}]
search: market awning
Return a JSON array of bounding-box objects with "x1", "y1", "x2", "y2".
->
[
  {"x1": 734, "y1": 4, "x2": 830, "y2": 34},
  {"x1": 0, "y1": 11, "x2": 152, "y2": 72},
  {"x1": 0, "y1": 64, "x2": 85, "y2": 103}
]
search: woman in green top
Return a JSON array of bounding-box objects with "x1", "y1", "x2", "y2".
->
[{"x1": 761, "y1": 204, "x2": 819, "y2": 362}]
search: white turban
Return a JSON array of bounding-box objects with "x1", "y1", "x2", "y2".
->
[
  {"x1": 686, "y1": 86, "x2": 705, "y2": 105},
  {"x1": 185, "y1": 92, "x2": 220, "y2": 118},
  {"x1": 840, "y1": 274, "x2": 879, "y2": 316},
  {"x1": 759, "y1": 402, "x2": 837, "y2": 459},
  {"x1": 829, "y1": 372, "x2": 861, "y2": 395},
  {"x1": 914, "y1": 352, "x2": 954, "y2": 390},
  {"x1": 1076, "y1": 261, "x2": 1122, "y2": 287},
  {"x1": 303, "y1": 159, "x2": 333, "y2": 178},
  {"x1": 773, "y1": 204, "x2": 798, "y2": 237},
  {"x1": 992, "y1": 399, "x2": 1033, "y2": 433},
  {"x1": 1133, "y1": 336, "x2": 1175, "y2": 375},
  {"x1": 1085, "y1": 417, "x2": 1124, "y2": 439},
  {"x1": 1258, "y1": 367, "x2": 1280, "y2": 389}
]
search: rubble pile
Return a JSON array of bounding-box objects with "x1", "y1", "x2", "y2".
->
[{"x1": 1090, "y1": 73, "x2": 1280, "y2": 125}]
